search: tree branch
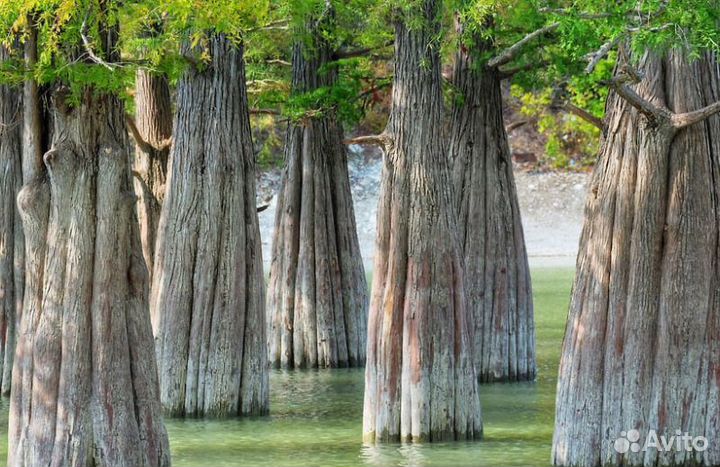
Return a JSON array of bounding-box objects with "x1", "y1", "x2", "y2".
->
[
  {"x1": 499, "y1": 60, "x2": 548, "y2": 79},
  {"x1": 126, "y1": 116, "x2": 154, "y2": 154},
  {"x1": 248, "y1": 19, "x2": 289, "y2": 32},
  {"x1": 81, "y1": 20, "x2": 115, "y2": 70},
  {"x1": 488, "y1": 23, "x2": 559, "y2": 68},
  {"x1": 562, "y1": 103, "x2": 604, "y2": 130},
  {"x1": 250, "y1": 108, "x2": 282, "y2": 116},
  {"x1": 343, "y1": 133, "x2": 393, "y2": 149},
  {"x1": 539, "y1": 7, "x2": 612, "y2": 19},
  {"x1": 506, "y1": 120, "x2": 529, "y2": 133},
  {"x1": 671, "y1": 101, "x2": 720, "y2": 129},
  {"x1": 584, "y1": 37, "x2": 620, "y2": 74},
  {"x1": 126, "y1": 115, "x2": 171, "y2": 153},
  {"x1": 609, "y1": 70, "x2": 670, "y2": 123},
  {"x1": 333, "y1": 41, "x2": 394, "y2": 60},
  {"x1": 585, "y1": 23, "x2": 673, "y2": 74},
  {"x1": 266, "y1": 59, "x2": 291, "y2": 66}
]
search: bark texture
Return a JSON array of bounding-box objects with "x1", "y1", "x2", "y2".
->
[
  {"x1": 0, "y1": 47, "x2": 23, "y2": 395},
  {"x1": 132, "y1": 70, "x2": 172, "y2": 281},
  {"x1": 362, "y1": 0, "x2": 482, "y2": 443},
  {"x1": 151, "y1": 35, "x2": 268, "y2": 417},
  {"x1": 449, "y1": 34, "x2": 535, "y2": 383},
  {"x1": 553, "y1": 50, "x2": 720, "y2": 467},
  {"x1": 266, "y1": 18, "x2": 368, "y2": 369},
  {"x1": 8, "y1": 88, "x2": 170, "y2": 467}
]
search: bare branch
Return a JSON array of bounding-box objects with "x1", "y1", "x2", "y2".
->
[
  {"x1": 250, "y1": 108, "x2": 282, "y2": 116},
  {"x1": 539, "y1": 8, "x2": 611, "y2": 19},
  {"x1": 506, "y1": 120, "x2": 529, "y2": 133},
  {"x1": 126, "y1": 116, "x2": 154, "y2": 154},
  {"x1": 333, "y1": 40, "x2": 394, "y2": 60},
  {"x1": 80, "y1": 20, "x2": 114, "y2": 70},
  {"x1": 356, "y1": 80, "x2": 392, "y2": 101},
  {"x1": 584, "y1": 37, "x2": 620, "y2": 74},
  {"x1": 562, "y1": 103, "x2": 604, "y2": 129},
  {"x1": 671, "y1": 101, "x2": 720, "y2": 129},
  {"x1": 343, "y1": 133, "x2": 393, "y2": 149},
  {"x1": 158, "y1": 137, "x2": 173, "y2": 152},
  {"x1": 499, "y1": 60, "x2": 549, "y2": 79},
  {"x1": 609, "y1": 70, "x2": 669, "y2": 122},
  {"x1": 248, "y1": 19, "x2": 290, "y2": 32},
  {"x1": 488, "y1": 22, "x2": 559, "y2": 68},
  {"x1": 126, "y1": 116, "x2": 171, "y2": 153},
  {"x1": 266, "y1": 59, "x2": 291, "y2": 66},
  {"x1": 585, "y1": 23, "x2": 672, "y2": 74},
  {"x1": 627, "y1": 23, "x2": 674, "y2": 33}
]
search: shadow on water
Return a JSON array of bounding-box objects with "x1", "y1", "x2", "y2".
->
[{"x1": 0, "y1": 267, "x2": 574, "y2": 467}]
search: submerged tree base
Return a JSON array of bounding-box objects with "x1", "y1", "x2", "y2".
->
[
  {"x1": 449, "y1": 34, "x2": 535, "y2": 384},
  {"x1": 151, "y1": 35, "x2": 268, "y2": 418},
  {"x1": 362, "y1": 0, "x2": 483, "y2": 443},
  {"x1": 267, "y1": 16, "x2": 368, "y2": 370},
  {"x1": 9, "y1": 90, "x2": 170, "y2": 467}
]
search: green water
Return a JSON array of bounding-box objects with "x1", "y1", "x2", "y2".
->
[
  {"x1": 0, "y1": 267, "x2": 575, "y2": 466},
  {"x1": 168, "y1": 267, "x2": 574, "y2": 466}
]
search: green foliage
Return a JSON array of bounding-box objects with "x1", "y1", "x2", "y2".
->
[
  {"x1": 512, "y1": 83, "x2": 604, "y2": 169},
  {"x1": 0, "y1": 0, "x2": 274, "y2": 100},
  {"x1": 246, "y1": 0, "x2": 393, "y2": 127},
  {"x1": 253, "y1": 113, "x2": 284, "y2": 169},
  {"x1": 0, "y1": 0, "x2": 133, "y2": 100}
]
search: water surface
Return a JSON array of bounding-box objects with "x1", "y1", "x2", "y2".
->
[
  {"x1": 0, "y1": 267, "x2": 574, "y2": 466},
  {"x1": 168, "y1": 267, "x2": 573, "y2": 466}
]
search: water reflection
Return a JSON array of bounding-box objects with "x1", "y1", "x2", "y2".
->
[{"x1": 0, "y1": 268, "x2": 573, "y2": 467}]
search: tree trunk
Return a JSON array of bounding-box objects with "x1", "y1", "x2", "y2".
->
[
  {"x1": 7, "y1": 87, "x2": 170, "y2": 466},
  {"x1": 362, "y1": 0, "x2": 482, "y2": 443},
  {"x1": 0, "y1": 46, "x2": 23, "y2": 395},
  {"x1": 132, "y1": 70, "x2": 172, "y2": 281},
  {"x1": 150, "y1": 35, "x2": 268, "y2": 417},
  {"x1": 553, "y1": 50, "x2": 720, "y2": 467},
  {"x1": 266, "y1": 18, "x2": 368, "y2": 370},
  {"x1": 449, "y1": 33, "x2": 535, "y2": 383}
]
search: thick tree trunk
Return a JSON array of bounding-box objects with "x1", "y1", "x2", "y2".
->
[
  {"x1": 151, "y1": 35, "x2": 268, "y2": 417},
  {"x1": 7, "y1": 88, "x2": 170, "y2": 466},
  {"x1": 0, "y1": 47, "x2": 23, "y2": 395},
  {"x1": 553, "y1": 50, "x2": 720, "y2": 467},
  {"x1": 362, "y1": 0, "x2": 482, "y2": 443},
  {"x1": 449, "y1": 35, "x2": 535, "y2": 383},
  {"x1": 132, "y1": 70, "x2": 172, "y2": 281},
  {"x1": 266, "y1": 21, "x2": 368, "y2": 369}
]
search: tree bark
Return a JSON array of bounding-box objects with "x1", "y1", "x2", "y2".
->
[
  {"x1": 150, "y1": 35, "x2": 268, "y2": 417},
  {"x1": 362, "y1": 0, "x2": 482, "y2": 443},
  {"x1": 132, "y1": 70, "x2": 172, "y2": 281},
  {"x1": 449, "y1": 31, "x2": 535, "y2": 383},
  {"x1": 266, "y1": 13, "x2": 368, "y2": 370},
  {"x1": 0, "y1": 46, "x2": 23, "y2": 395},
  {"x1": 8, "y1": 86, "x2": 170, "y2": 467},
  {"x1": 553, "y1": 50, "x2": 720, "y2": 467}
]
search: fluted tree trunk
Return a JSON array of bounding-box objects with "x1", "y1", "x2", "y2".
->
[
  {"x1": 131, "y1": 70, "x2": 172, "y2": 281},
  {"x1": 449, "y1": 30, "x2": 535, "y2": 383},
  {"x1": 151, "y1": 35, "x2": 268, "y2": 418},
  {"x1": 553, "y1": 49, "x2": 720, "y2": 467},
  {"x1": 362, "y1": 0, "x2": 482, "y2": 443},
  {"x1": 266, "y1": 12, "x2": 368, "y2": 370},
  {"x1": 0, "y1": 46, "x2": 23, "y2": 396},
  {"x1": 8, "y1": 85, "x2": 170, "y2": 467}
]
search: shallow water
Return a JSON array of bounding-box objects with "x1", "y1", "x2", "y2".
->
[{"x1": 0, "y1": 268, "x2": 574, "y2": 466}]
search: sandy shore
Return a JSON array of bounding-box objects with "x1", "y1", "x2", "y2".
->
[{"x1": 257, "y1": 150, "x2": 590, "y2": 272}]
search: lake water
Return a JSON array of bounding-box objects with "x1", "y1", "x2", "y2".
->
[{"x1": 0, "y1": 268, "x2": 574, "y2": 467}]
